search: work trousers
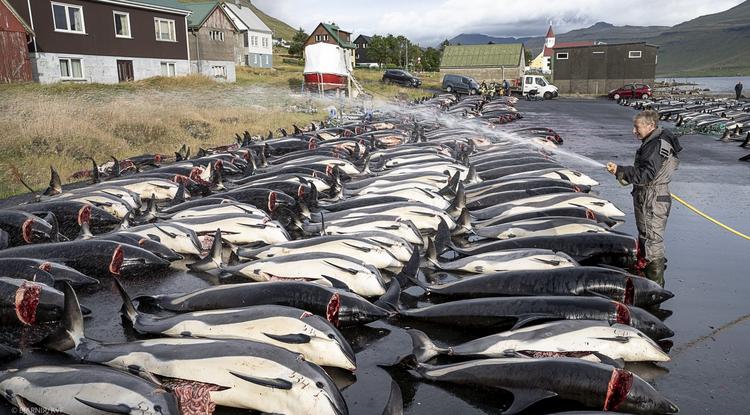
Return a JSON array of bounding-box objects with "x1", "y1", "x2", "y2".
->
[{"x1": 633, "y1": 185, "x2": 671, "y2": 261}]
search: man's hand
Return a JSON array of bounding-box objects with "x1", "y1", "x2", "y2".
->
[{"x1": 606, "y1": 162, "x2": 618, "y2": 175}]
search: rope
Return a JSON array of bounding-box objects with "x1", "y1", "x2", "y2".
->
[{"x1": 671, "y1": 193, "x2": 750, "y2": 241}]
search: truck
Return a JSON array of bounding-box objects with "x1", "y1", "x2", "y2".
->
[{"x1": 513, "y1": 74, "x2": 559, "y2": 99}]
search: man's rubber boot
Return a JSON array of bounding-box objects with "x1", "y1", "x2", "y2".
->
[{"x1": 645, "y1": 258, "x2": 666, "y2": 288}]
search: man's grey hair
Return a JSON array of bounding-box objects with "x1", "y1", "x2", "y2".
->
[{"x1": 634, "y1": 110, "x2": 659, "y2": 127}]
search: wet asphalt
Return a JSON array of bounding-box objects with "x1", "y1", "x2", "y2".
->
[{"x1": 1, "y1": 97, "x2": 749, "y2": 414}]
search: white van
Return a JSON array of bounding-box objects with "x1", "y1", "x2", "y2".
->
[{"x1": 522, "y1": 75, "x2": 559, "y2": 99}]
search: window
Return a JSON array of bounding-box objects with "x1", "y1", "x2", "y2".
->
[
  {"x1": 161, "y1": 62, "x2": 176, "y2": 77},
  {"x1": 113, "y1": 11, "x2": 130, "y2": 38},
  {"x1": 59, "y1": 58, "x2": 83, "y2": 79},
  {"x1": 212, "y1": 65, "x2": 226, "y2": 79},
  {"x1": 556, "y1": 52, "x2": 568, "y2": 60},
  {"x1": 209, "y1": 30, "x2": 224, "y2": 41},
  {"x1": 535, "y1": 77, "x2": 547, "y2": 86},
  {"x1": 250, "y1": 35, "x2": 258, "y2": 46},
  {"x1": 525, "y1": 76, "x2": 533, "y2": 84},
  {"x1": 315, "y1": 34, "x2": 328, "y2": 42},
  {"x1": 262, "y1": 37, "x2": 268, "y2": 48},
  {"x1": 265, "y1": 55, "x2": 269, "y2": 65},
  {"x1": 52, "y1": 2, "x2": 85, "y2": 33},
  {"x1": 154, "y1": 18, "x2": 176, "y2": 41},
  {"x1": 243, "y1": 33, "x2": 249, "y2": 47},
  {"x1": 253, "y1": 54, "x2": 258, "y2": 64},
  {"x1": 629, "y1": 50, "x2": 642, "y2": 58}
]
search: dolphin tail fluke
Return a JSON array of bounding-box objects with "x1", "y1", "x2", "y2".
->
[
  {"x1": 88, "y1": 157, "x2": 100, "y2": 184},
  {"x1": 434, "y1": 219, "x2": 451, "y2": 255},
  {"x1": 187, "y1": 229, "x2": 224, "y2": 272},
  {"x1": 112, "y1": 278, "x2": 139, "y2": 325},
  {"x1": 446, "y1": 182, "x2": 466, "y2": 217},
  {"x1": 171, "y1": 182, "x2": 186, "y2": 206},
  {"x1": 374, "y1": 278, "x2": 401, "y2": 313},
  {"x1": 453, "y1": 208, "x2": 472, "y2": 236},
  {"x1": 39, "y1": 283, "x2": 85, "y2": 352},
  {"x1": 403, "y1": 246, "x2": 421, "y2": 278},
  {"x1": 425, "y1": 238, "x2": 440, "y2": 269},
  {"x1": 43, "y1": 166, "x2": 63, "y2": 196},
  {"x1": 407, "y1": 329, "x2": 448, "y2": 363},
  {"x1": 438, "y1": 172, "x2": 460, "y2": 197},
  {"x1": 140, "y1": 195, "x2": 158, "y2": 223}
]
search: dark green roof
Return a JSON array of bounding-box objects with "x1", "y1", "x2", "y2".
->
[
  {"x1": 321, "y1": 23, "x2": 355, "y2": 49},
  {"x1": 137, "y1": 0, "x2": 221, "y2": 28},
  {"x1": 440, "y1": 44, "x2": 524, "y2": 68}
]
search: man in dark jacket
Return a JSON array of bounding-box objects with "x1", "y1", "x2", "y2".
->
[
  {"x1": 606, "y1": 110, "x2": 682, "y2": 287},
  {"x1": 735, "y1": 81, "x2": 743, "y2": 100}
]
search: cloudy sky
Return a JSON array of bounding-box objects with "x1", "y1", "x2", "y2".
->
[{"x1": 253, "y1": 0, "x2": 744, "y2": 45}]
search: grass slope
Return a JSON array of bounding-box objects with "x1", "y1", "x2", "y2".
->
[{"x1": 247, "y1": 2, "x2": 298, "y2": 40}]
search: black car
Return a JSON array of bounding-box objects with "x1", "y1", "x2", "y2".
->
[{"x1": 382, "y1": 69, "x2": 421, "y2": 87}]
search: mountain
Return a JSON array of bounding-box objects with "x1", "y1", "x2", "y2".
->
[
  {"x1": 449, "y1": 1, "x2": 750, "y2": 76},
  {"x1": 450, "y1": 22, "x2": 668, "y2": 56},
  {"x1": 649, "y1": 1, "x2": 750, "y2": 75}
]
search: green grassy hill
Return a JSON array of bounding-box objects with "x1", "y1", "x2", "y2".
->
[{"x1": 246, "y1": 2, "x2": 298, "y2": 41}]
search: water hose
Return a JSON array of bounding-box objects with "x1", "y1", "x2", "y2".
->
[{"x1": 671, "y1": 193, "x2": 750, "y2": 241}]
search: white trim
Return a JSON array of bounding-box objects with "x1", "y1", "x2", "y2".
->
[
  {"x1": 59, "y1": 57, "x2": 85, "y2": 80},
  {"x1": 112, "y1": 11, "x2": 131, "y2": 38},
  {"x1": 184, "y1": 16, "x2": 190, "y2": 68},
  {"x1": 51, "y1": 2, "x2": 86, "y2": 34},
  {"x1": 592, "y1": 51, "x2": 605, "y2": 54},
  {"x1": 26, "y1": 0, "x2": 37, "y2": 52},
  {"x1": 94, "y1": 0, "x2": 190, "y2": 15},
  {"x1": 628, "y1": 50, "x2": 642, "y2": 58},
  {"x1": 154, "y1": 17, "x2": 176, "y2": 42},
  {"x1": 556, "y1": 52, "x2": 568, "y2": 60}
]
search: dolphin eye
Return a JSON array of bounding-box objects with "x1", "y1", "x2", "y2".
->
[
  {"x1": 316, "y1": 381, "x2": 324, "y2": 388},
  {"x1": 328, "y1": 333, "x2": 335, "y2": 339}
]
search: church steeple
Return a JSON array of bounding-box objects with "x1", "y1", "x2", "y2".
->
[{"x1": 545, "y1": 24, "x2": 555, "y2": 48}]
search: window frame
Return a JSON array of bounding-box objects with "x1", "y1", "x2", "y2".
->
[
  {"x1": 51, "y1": 2, "x2": 86, "y2": 34},
  {"x1": 113, "y1": 11, "x2": 131, "y2": 39},
  {"x1": 160, "y1": 61, "x2": 176, "y2": 77},
  {"x1": 209, "y1": 30, "x2": 224, "y2": 42},
  {"x1": 628, "y1": 50, "x2": 642, "y2": 59},
  {"x1": 154, "y1": 17, "x2": 177, "y2": 42},
  {"x1": 212, "y1": 65, "x2": 227, "y2": 79},
  {"x1": 59, "y1": 57, "x2": 84, "y2": 80},
  {"x1": 556, "y1": 52, "x2": 569, "y2": 60}
]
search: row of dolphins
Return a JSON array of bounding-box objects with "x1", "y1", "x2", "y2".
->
[
  {"x1": 0, "y1": 93, "x2": 679, "y2": 414},
  {"x1": 618, "y1": 96, "x2": 750, "y2": 159}
]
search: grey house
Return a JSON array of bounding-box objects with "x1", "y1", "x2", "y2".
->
[
  {"x1": 552, "y1": 42, "x2": 658, "y2": 95},
  {"x1": 222, "y1": 1, "x2": 272, "y2": 68}
]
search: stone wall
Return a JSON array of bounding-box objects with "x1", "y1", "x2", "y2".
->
[
  {"x1": 191, "y1": 60, "x2": 237, "y2": 82},
  {"x1": 439, "y1": 66, "x2": 523, "y2": 83},
  {"x1": 31, "y1": 52, "x2": 189, "y2": 83}
]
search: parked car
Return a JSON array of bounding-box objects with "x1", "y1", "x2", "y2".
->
[
  {"x1": 442, "y1": 74, "x2": 480, "y2": 95},
  {"x1": 382, "y1": 69, "x2": 421, "y2": 87},
  {"x1": 609, "y1": 83, "x2": 652, "y2": 100}
]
